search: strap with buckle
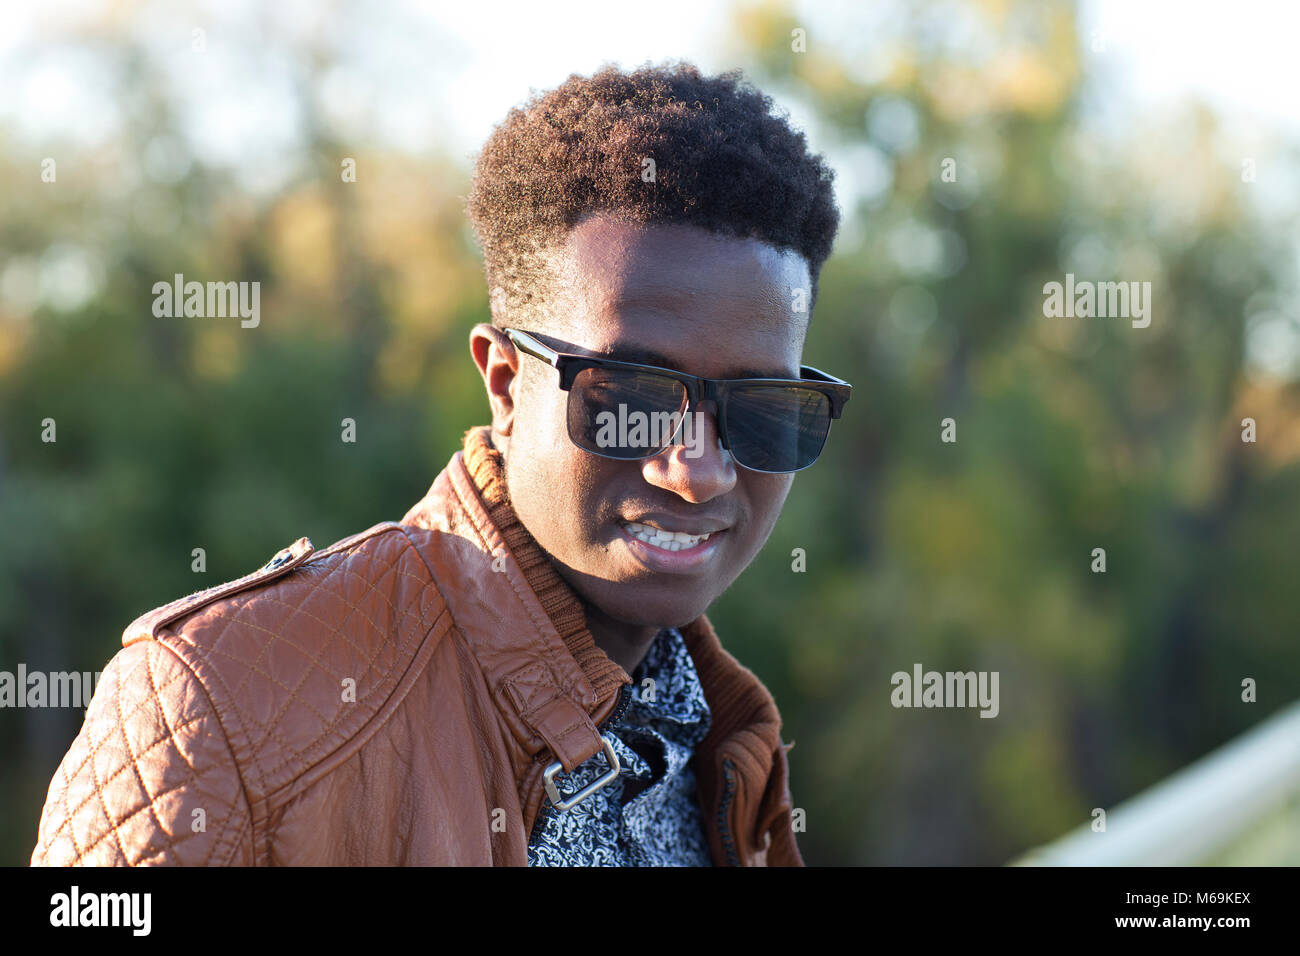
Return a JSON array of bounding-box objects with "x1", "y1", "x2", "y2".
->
[{"x1": 542, "y1": 736, "x2": 621, "y2": 811}]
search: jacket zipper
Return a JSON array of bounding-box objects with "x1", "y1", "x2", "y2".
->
[
  {"x1": 603, "y1": 683, "x2": 742, "y2": 865},
  {"x1": 716, "y1": 757, "x2": 741, "y2": 866},
  {"x1": 602, "y1": 684, "x2": 742, "y2": 866},
  {"x1": 597, "y1": 682, "x2": 633, "y2": 731}
]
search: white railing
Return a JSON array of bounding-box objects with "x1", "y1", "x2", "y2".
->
[{"x1": 1013, "y1": 699, "x2": 1300, "y2": 866}]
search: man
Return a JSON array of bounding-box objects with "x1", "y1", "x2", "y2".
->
[{"x1": 30, "y1": 59, "x2": 848, "y2": 866}]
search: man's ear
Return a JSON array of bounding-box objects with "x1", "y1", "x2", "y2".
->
[{"x1": 470, "y1": 323, "x2": 520, "y2": 438}]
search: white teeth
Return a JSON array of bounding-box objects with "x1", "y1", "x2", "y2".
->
[{"x1": 624, "y1": 521, "x2": 715, "y2": 550}]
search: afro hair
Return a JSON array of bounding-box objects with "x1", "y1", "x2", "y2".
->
[{"x1": 465, "y1": 59, "x2": 840, "y2": 328}]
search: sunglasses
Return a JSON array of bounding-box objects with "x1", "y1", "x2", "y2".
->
[{"x1": 504, "y1": 328, "x2": 851, "y2": 474}]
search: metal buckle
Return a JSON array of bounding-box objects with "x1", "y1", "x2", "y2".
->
[{"x1": 542, "y1": 736, "x2": 621, "y2": 811}]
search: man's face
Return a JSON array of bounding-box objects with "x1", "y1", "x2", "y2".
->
[{"x1": 495, "y1": 213, "x2": 811, "y2": 629}]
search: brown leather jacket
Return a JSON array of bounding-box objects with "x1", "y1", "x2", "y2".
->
[{"x1": 31, "y1": 427, "x2": 803, "y2": 866}]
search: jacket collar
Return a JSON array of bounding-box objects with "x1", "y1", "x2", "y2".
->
[
  {"x1": 402, "y1": 427, "x2": 790, "y2": 855},
  {"x1": 401, "y1": 427, "x2": 628, "y2": 775}
]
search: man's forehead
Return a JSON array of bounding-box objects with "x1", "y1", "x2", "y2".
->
[
  {"x1": 551, "y1": 214, "x2": 808, "y2": 297},
  {"x1": 539, "y1": 216, "x2": 810, "y2": 377}
]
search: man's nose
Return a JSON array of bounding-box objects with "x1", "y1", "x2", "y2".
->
[{"x1": 639, "y1": 401, "x2": 737, "y2": 503}]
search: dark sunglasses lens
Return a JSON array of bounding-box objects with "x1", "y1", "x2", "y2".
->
[
  {"x1": 724, "y1": 386, "x2": 832, "y2": 472},
  {"x1": 567, "y1": 366, "x2": 688, "y2": 459}
]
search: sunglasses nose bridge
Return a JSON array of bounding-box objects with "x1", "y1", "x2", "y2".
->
[
  {"x1": 670, "y1": 397, "x2": 728, "y2": 465},
  {"x1": 697, "y1": 379, "x2": 729, "y2": 450}
]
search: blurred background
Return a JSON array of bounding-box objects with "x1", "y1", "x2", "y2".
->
[{"x1": 2, "y1": 0, "x2": 1299, "y2": 866}]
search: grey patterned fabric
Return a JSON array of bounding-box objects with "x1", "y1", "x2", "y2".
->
[{"x1": 527, "y1": 626, "x2": 714, "y2": 866}]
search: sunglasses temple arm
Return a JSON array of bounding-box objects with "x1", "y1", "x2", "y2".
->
[{"x1": 505, "y1": 329, "x2": 561, "y2": 367}]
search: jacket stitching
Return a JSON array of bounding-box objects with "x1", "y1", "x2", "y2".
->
[
  {"x1": 46, "y1": 650, "x2": 212, "y2": 860},
  {"x1": 131, "y1": 642, "x2": 253, "y2": 865},
  {"x1": 57, "y1": 663, "x2": 240, "y2": 862},
  {"x1": 194, "y1": 568, "x2": 429, "y2": 757},
  {"x1": 172, "y1": 534, "x2": 434, "y2": 792},
  {"x1": 214, "y1": 815, "x2": 252, "y2": 866},
  {"x1": 222, "y1": 559, "x2": 406, "y2": 739},
  {"x1": 208, "y1": 543, "x2": 423, "y2": 722},
  {"x1": 500, "y1": 661, "x2": 554, "y2": 714},
  {"x1": 153, "y1": 528, "x2": 420, "y2": 708},
  {"x1": 242, "y1": 565, "x2": 441, "y2": 786},
  {"x1": 256, "y1": 607, "x2": 453, "y2": 810},
  {"x1": 155, "y1": 640, "x2": 259, "y2": 866},
  {"x1": 141, "y1": 642, "x2": 241, "y2": 867},
  {"x1": 505, "y1": 668, "x2": 589, "y2": 728}
]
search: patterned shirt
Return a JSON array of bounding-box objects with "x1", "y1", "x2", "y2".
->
[{"x1": 527, "y1": 626, "x2": 714, "y2": 866}]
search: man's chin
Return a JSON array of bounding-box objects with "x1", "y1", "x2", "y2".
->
[
  {"x1": 552, "y1": 559, "x2": 719, "y2": 630},
  {"x1": 586, "y1": 588, "x2": 713, "y2": 632}
]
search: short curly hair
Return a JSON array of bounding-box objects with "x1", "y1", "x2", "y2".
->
[{"x1": 466, "y1": 59, "x2": 840, "y2": 328}]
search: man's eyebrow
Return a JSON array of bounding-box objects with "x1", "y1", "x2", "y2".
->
[{"x1": 595, "y1": 342, "x2": 794, "y2": 380}]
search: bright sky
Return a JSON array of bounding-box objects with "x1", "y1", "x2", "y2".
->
[
  {"x1": 3, "y1": 0, "x2": 1297, "y2": 164},
  {"x1": 1085, "y1": 0, "x2": 1299, "y2": 133}
]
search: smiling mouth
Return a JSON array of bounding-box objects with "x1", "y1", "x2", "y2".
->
[{"x1": 620, "y1": 520, "x2": 720, "y2": 552}]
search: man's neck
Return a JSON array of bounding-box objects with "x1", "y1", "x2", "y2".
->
[{"x1": 582, "y1": 603, "x2": 660, "y2": 677}]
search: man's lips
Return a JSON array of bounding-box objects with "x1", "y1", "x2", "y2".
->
[
  {"x1": 619, "y1": 512, "x2": 731, "y2": 535},
  {"x1": 620, "y1": 520, "x2": 722, "y2": 550},
  {"x1": 615, "y1": 515, "x2": 731, "y2": 573}
]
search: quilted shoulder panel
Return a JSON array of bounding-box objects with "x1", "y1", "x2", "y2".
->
[
  {"x1": 31, "y1": 639, "x2": 254, "y2": 866},
  {"x1": 151, "y1": 523, "x2": 449, "y2": 804}
]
